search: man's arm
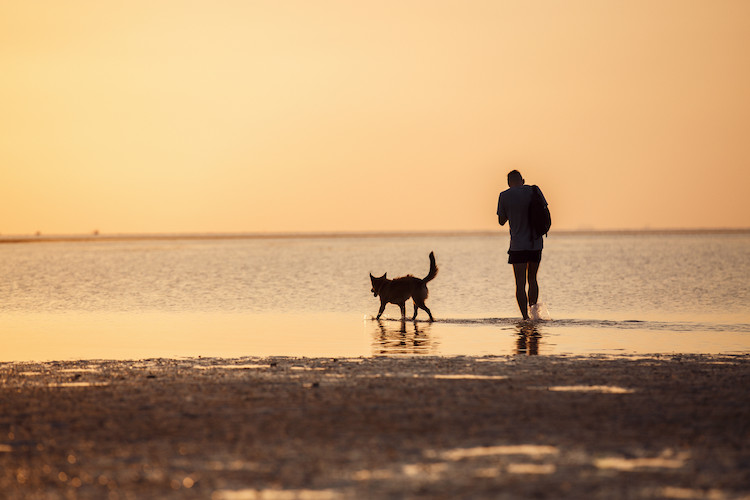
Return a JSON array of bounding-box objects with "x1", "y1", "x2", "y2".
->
[{"x1": 497, "y1": 195, "x2": 507, "y2": 225}]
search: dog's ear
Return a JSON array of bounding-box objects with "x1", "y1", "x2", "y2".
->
[{"x1": 383, "y1": 273, "x2": 387, "y2": 279}]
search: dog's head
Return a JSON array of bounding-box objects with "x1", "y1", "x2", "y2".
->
[{"x1": 370, "y1": 273, "x2": 386, "y2": 296}]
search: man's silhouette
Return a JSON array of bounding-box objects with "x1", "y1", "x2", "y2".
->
[{"x1": 497, "y1": 170, "x2": 548, "y2": 320}]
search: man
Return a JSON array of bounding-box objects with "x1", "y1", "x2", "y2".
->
[{"x1": 497, "y1": 170, "x2": 548, "y2": 320}]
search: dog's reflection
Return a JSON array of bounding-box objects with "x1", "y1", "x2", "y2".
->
[
  {"x1": 515, "y1": 322, "x2": 541, "y2": 355},
  {"x1": 372, "y1": 318, "x2": 434, "y2": 355}
]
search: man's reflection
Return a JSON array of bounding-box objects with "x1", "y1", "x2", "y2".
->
[
  {"x1": 372, "y1": 319, "x2": 433, "y2": 355},
  {"x1": 515, "y1": 322, "x2": 540, "y2": 355}
]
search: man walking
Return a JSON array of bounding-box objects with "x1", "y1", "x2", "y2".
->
[{"x1": 497, "y1": 170, "x2": 548, "y2": 320}]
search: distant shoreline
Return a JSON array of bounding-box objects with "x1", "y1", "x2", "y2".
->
[{"x1": 1, "y1": 227, "x2": 748, "y2": 244}]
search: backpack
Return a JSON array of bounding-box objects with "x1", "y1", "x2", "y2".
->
[{"x1": 529, "y1": 185, "x2": 551, "y2": 240}]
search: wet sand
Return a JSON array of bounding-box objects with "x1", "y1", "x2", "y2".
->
[{"x1": 1, "y1": 354, "x2": 749, "y2": 499}]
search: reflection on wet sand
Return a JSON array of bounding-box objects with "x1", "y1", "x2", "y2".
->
[
  {"x1": 516, "y1": 322, "x2": 541, "y2": 355},
  {"x1": 4, "y1": 355, "x2": 747, "y2": 498},
  {"x1": 372, "y1": 319, "x2": 436, "y2": 355}
]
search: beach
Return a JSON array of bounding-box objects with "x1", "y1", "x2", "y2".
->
[{"x1": 2, "y1": 354, "x2": 749, "y2": 499}]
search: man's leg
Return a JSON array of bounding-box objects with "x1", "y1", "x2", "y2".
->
[
  {"x1": 513, "y1": 263, "x2": 529, "y2": 320},
  {"x1": 527, "y1": 261, "x2": 540, "y2": 306}
]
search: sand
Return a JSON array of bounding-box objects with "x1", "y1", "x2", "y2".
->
[{"x1": 1, "y1": 354, "x2": 749, "y2": 499}]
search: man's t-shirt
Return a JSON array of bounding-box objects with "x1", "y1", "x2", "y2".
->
[{"x1": 497, "y1": 185, "x2": 548, "y2": 251}]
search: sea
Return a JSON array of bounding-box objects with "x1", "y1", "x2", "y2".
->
[{"x1": 1, "y1": 231, "x2": 749, "y2": 361}]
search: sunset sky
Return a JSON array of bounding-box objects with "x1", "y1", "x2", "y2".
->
[{"x1": 2, "y1": 0, "x2": 749, "y2": 235}]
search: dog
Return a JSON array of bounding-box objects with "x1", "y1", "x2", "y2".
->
[{"x1": 370, "y1": 252, "x2": 438, "y2": 321}]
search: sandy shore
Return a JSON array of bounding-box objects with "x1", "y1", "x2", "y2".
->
[{"x1": 1, "y1": 354, "x2": 749, "y2": 499}]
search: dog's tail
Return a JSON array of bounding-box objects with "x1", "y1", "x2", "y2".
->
[{"x1": 423, "y1": 251, "x2": 438, "y2": 283}]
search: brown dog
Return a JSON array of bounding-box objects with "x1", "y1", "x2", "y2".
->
[{"x1": 370, "y1": 252, "x2": 438, "y2": 321}]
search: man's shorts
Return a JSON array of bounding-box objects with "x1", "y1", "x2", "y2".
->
[{"x1": 508, "y1": 249, "x2": 542, "y2": 264}]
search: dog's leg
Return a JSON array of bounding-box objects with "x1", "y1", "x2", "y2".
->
[
  {"x1": 376, "y1": 301, "x2": 387, "y2": 320},
  {"x1": 414, "y1": 297, "x2": 434, "y2": 322},
  {"x1": 422, "y1": 304, "x2": 434, "y2": 322},
  {"x1": 399, "y1": 302, "x2": 406, "y2": 320},
  {"x1": 412, "y1": 302, "x2": 419, "y2": 321}
]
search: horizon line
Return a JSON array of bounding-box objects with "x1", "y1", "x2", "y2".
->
[{"x1": 1, "y1": 227, "x2": 749, "y2": 244}]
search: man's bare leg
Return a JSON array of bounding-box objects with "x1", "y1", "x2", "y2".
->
[
  {"x1": 527, "y1": 261, "x2": 540, "y2": 306},
  {"x1": 513, "y1": 263, "x2": 529, "y2": 320}
]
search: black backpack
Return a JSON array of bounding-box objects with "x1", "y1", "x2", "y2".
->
[{"x1": 529, "y1": 185, "x2": 551, "y2": 240}]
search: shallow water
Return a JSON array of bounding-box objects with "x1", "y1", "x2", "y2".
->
[{"x1": 1, "y1": 232, "x2": 749, "y2": 360}]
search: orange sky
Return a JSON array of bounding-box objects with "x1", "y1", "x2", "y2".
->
[{"x1": 2, "y1": 1, "x2": 749, "y2": 235}]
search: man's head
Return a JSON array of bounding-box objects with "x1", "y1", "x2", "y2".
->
[{"x1": 507, "y1": 170, "x2": 524, "y2": 187}]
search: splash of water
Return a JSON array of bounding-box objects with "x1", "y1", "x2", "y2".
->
[{"x1": 529, "y1": 303, "x2": 551, "y2": 321}]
